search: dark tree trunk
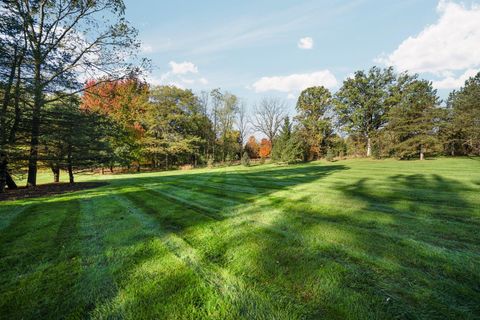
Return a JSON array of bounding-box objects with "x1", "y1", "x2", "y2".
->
[
  {"x1": 68, "y1": 165, "x2": 74, "y2": 184},
  {"x1": 9, "y1": 63, "x2": 23, "y2": 144},
  {"x1": 110, "y1": 165, "x2": 114, "y2": 173},
  {"x1": 51, "y1": 165, "x2": 60, "y2": 183},
  {"x1": 0, "y1": 153, "x2": 17, "y2": 192},
  {"x1": 165, "y1": 154, "x2": 168, "y2": 170},
  {"x1": 0, "y1": 46, "x2": 18, "y2": 144},
  {"x1": 6, "y1": 171, "x2": 17, "y2": 190},
  {"x1": 0, "y1": 153, "x2": 7, "y2": 193},
  {"x1": 27, "y1": 56, "x2": 43, "y2": 187},
  {"x1": 137, "y1": 163, "x2": 140, "y2": 172},
  {"x1": 67, "y1": 145, "x2": 74, "y2": 184}
]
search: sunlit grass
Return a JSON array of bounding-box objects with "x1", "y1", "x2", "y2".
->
[{"x1": 1, "y1": 158, "x2": 479, "y2": 319}]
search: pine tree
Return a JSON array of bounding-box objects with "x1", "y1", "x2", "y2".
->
[
  {"x1": 444, "y1": 72, "x2": 480, "y2": 155},
  {"x1": 387, "y1": 79, "x2": 442, "y2": 160},
  {"x1": 271, "y1": 117, "x2": 305, "y2": 163}
]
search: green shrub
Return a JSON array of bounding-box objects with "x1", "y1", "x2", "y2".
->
[
  {"x1": 225, "y1": 155, "x2": 232, "y2": 166},
  {"x1": 207, "y1": 157, "x2": 214, "y2": 168},
  {"x1": 326, "y1": 149, "x2": 335, "y2": 162},
  {"x1": 241, "y1": 152, "x2": 250, "y2": 166}
]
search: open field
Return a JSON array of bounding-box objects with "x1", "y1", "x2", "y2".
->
[{"x1": 1, "y1": 158, "x2": 479, "y2": 319}]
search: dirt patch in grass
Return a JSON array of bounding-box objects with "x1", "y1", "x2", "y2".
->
[{"x1": 0, "y1": 182, "x2": 108, "y2": 201}]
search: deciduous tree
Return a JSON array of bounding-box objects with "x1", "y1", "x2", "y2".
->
[
  {"x1": 6, "y1": 0, "x2": 142, "y2": 186},
  {"x1": 245, "y1": 136, "x2": 259, "y2": 159},
  {"x1": 296, "y1": 86, "x2": 333, "y2": 159},
  {"x1": 259, "y1": 138, "x2": 272, "y2": 158},
  {"x1": 334, "y1": 67, "x2": 397, "y2": 157},
  {"x1": 253, "y1": 98, "x2": 286, "y2": 145}
]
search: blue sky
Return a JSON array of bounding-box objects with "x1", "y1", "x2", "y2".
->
[{"x1": 124, "y1": 0, "x2": 480, "y2": 110}]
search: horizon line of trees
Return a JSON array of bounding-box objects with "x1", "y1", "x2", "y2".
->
[
  {"x1": 1, "y1": 3, "x2": 479, "y2": 193},
  {"x1": 2, "y1": 65, "x2": 480, "y2": 192}
]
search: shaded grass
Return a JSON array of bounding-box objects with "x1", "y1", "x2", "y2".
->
[{"x1": 1, "y1": 158, "x2": 479, "y2": 319}]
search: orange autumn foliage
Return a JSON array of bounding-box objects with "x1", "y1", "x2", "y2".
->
[
  {"x1": 81, "y1": 78, "x2": 149, "y2": 135},
  {"x1": 245, "y1": 135, "x2": 260, "y2": 158},
  {"x1": 259, "y1": 138, "x2": 272, "y2": 158}
]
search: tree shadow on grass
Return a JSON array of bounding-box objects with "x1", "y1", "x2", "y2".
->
[
  {"x1": 250, "y1": 172, "x2": 480, "y2": 319},
  {"x1": 0, "y1": 163, "x2": 347, "y2": 319},
  {"x1": 4, "y1": 162, "x2": 478, "y2": 319}
]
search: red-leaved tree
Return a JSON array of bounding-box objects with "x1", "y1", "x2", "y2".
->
[{"x1": 81, "y1": 78, "x2": 149, "y2": 134}]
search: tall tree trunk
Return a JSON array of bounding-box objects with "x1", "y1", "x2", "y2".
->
[
  {"x1": 0, "y1": 152, "x2": 7, "y2": 193},
  {"x1": 0, "y1": 46, "x2": 18, "y2": 145},
  {"x1": 9, "y1": 58, "x2": 24, "y2": 144},
  {"x1": 420, "y1": 145, "x2": 425, "y2": 161},
  {"x1": 51, "y1": 165, "x2": 60, "y2": 183},
  {"x1": 165, "y1": 154, "x2": 168, "y2": 170},
  {"x1": 68, "y1": 165, "x2": 74, "y2": 184},
  {"x1": 366, "y1": 137, "x2": 372, "y2": 157},
  {"x1": 67, "y1": 145, "x2": 74, "y2": 183},
  {"x1": 27, "y1": 56, "x2": 43, "y2": 187}
]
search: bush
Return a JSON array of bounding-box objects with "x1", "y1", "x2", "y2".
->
[
  {"x1": 225, "y1": 154, "x2": 232, "y2": 166},
  {"x1": 326, "y1": 149, "x2": 335, "y2": 162},
  {"x1": 207, "y1": 157, "x2": 214, "y2": 168},
  {"x1": 259, "y1": 157, "x2": 265, "y2": 165},
  {"x1": 241, "y1": 152, "x2": 250, "y2": 166}
]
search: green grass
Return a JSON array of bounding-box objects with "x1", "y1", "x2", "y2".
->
[{"x1": 1, "y1": 158, "x2": 479, "y2": 319}]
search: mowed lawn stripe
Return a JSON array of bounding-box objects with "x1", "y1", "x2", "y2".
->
[
  {"x1": 0, "y1": 199, "x2": 85, "y2": 319},
  {"x1": 113, "y1": 191, "x2": 295, "y2": 319}
]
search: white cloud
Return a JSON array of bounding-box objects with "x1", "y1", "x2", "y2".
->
[
  {"x1": 169, "y1": 61, "x2": 198, "y2": 75},
  {"x1": 377, "y1": 1, "x2": 480, "y2": 75},
  {"x1": 141, "y1": 43, "x2": 154, "y2": 53},
  {"x1": 252, "y1": 70, "x2": 338, "y2": 93},
  {"x1": 432, "y1": 68, "x2": 478, "y2": 89},
  {"x1": 146, "y1": 61, "x2": 208, "y2": 88},
  {"x1": 298, "y1": 37, "x2": 314, "y2": 49}
]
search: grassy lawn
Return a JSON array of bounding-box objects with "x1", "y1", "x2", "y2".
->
[{"x1": 1, "y1": 158, "x2": 479, "y2": 319}]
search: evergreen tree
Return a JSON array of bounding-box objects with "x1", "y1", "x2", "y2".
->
[
  {"x1": 387, "y1": 79, "x2": 442, "y2": 160},
  {"x1": 444, "y1": 72, "x2": 480, "y2": 155},
  {"x1": 271, "y1": 117, "x2": 305, "y2": 163},
  {"x1": 41, "y1": 97, "x2": 113, "y2": 183}
]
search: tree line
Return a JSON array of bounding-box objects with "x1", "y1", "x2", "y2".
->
[
  {"x1": 0, "y1": 0, "x2": 143, "y2": 192},
  {"x1": 1, "y1": 2, "x2": 479, "y2": 193}
]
